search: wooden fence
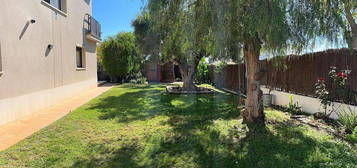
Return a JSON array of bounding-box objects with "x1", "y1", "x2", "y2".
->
[
  {"x1": 209, "y1": 64, "x2": 247, "y2": 94},
  {"x1": 209, "y1": 49, "x2": 357, "y2": 98}
]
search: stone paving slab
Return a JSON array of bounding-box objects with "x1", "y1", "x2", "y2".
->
[{"x1": 0, "y1": 84, "x2": 114, "y2": 151}]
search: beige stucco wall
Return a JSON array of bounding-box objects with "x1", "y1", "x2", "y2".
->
[{"x1": 0, "y1": 0, "x2": 98, "y2": 125}]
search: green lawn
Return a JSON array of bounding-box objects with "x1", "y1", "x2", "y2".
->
[{"x1": 0, "y1": 84, "x2": 356, "y2": 168}]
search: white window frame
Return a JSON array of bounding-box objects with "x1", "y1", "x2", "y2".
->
[
  {"x1": 41, "y1": 0, "x2": 68, "y2": 16},
  {"x1": 76, "y1": 45, "x2": 86, "y2": 71}
]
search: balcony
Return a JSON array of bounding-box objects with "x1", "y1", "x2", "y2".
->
[{"x1": 84, "y1": 14, "x2": 102, "y2": 42}]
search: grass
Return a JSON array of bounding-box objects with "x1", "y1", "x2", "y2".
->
[{"x1": 0, "y1": 84, "x2": 356, "y2": 168}]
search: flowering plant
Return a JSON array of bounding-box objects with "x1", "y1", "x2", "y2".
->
[
  {"x1": 315, "y1": 77, "x2": 331, "y2": 115},
  {"x1": 328, "y1": 66, "x2": 351, "y2": 86},
  {"x1": 315, "y1": 66, "x2": 352, "y2": 117}
]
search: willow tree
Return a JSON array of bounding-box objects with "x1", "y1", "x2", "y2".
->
[
  {"x1": 314, "y1": 0, "x2": 356, "y2": 49},
  {"x1": 329, "y1": 0, "x2": 357, "y2": 49},
  {"x1": 132, "y1": 13, "x2": 160, "y2": 59},
  {"x1": 345, "y1": 1, "x2": 357, "y2": 49},
  {"x1": 147, "y1": 0, "x2": 213, "y2": 90},
  {"x1": 209, "y1": 0, "x2": 341, "y2": 125}
]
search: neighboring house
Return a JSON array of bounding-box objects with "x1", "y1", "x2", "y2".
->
[{"x1": 0, "y1": 0, "x2": 101, "y2": 126}]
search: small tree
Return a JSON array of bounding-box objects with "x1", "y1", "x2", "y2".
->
[
  {"x1": 147, "y1": 0, "x2": 213, "y2": 91},
  {"x1": 99, "y1": 32, "x2": 142, "y2": 82}
]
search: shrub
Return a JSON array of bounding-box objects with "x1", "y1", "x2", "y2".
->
[
  {"x1": 195, "y1": 58, "x2": 210, "y2": 84},
  {"x1": 315, "y1": 77, "x2": 331, "y2": 115},
  {"x1": 214, "y1": 61, "x2": 227, "y2": 73},
  {"x1": 129, "y1": 72, "x2": 147, "y2": 84},
  {"x1": 328, "y1": 66, "x2": 354, "y2": 105},
  {"x1": 286, "y1": 95, "x2": 303, "y2": 115},
  {"x1": 99, "y1": 32, "x2": 143, "y2": 82},
  {"x1": 338, "y1": 107, "x2": 357, "y2": 133},
  {"x1": 347, "y1": 127, "x2": 357, "y2": 143},
  {"x1": 315, "y1": 66, "x2": 353, "y2": 117},
  {"x1": 129, "y1": 79, "x2": 138, "y2": 84}
]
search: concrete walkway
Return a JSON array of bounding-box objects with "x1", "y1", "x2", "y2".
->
[{"x1": 0, "y1": 84, "x2": 114, "y2": 151}]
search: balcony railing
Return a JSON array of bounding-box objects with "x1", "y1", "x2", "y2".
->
[{"x1": 84, "y1": 14, "x2": 102, "y2": 42}]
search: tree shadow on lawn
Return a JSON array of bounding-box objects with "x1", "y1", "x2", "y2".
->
[
  {"x1": 71, "y1": 121, "x2": 350, "y2": 168},
  {"x1": 89, "y1": 91, "x2": 167, "y2": 123},
  {"x1": 145, "y1": 114, "x2": 338, "y2": 168},
  {"x1": 70, "y1": 141, "x2": 143, "y2": 168},
  {"x1": 234, "y1": 124, "x2": 357, "y2": 168},
  {"x1": 72, "y1": 85, "x2": 357, "y2": 168},
  {"x1": 87, "y1": 85, "x2": 240, "y2": 124}
]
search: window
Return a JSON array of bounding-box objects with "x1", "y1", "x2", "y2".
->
[
  {"x1": 43, "y1": 0, "x2": 67, "y2": 13},
  {"x1": 76, "y1": 47, "x2": 85, "y2": 69}
]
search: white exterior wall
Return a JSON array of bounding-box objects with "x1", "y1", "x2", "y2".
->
[{"x1": 262, "y1": 87, "x2": 357, "y2": 120}]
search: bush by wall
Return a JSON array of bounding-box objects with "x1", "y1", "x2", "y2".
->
[
  {"x1": 196, "y1": 58, "x2": 211, "y2": 84},
  {"x1": 98, "y1": 32, "x2": 143, "y2": 82}
]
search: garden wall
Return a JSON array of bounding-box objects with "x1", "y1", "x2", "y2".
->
[
  {"x1": 209, "y1": 48, "x2": 357, "y2": 118},
  {"x1": 261, "y1": 87, "x2": 357, "y2": 120},
  {"x1": 210, "y1": 49, "x2": 357, "y2": 97}
]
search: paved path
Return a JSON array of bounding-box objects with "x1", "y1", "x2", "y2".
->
[{"x1": 0, "y1": 84, "x2": 114, "y2": 151}]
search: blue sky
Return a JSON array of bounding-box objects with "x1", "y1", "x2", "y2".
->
[
  {"x1": 92, "y1": 0, "x2": 345, "y2": 53},
  {"x1": 93, "y1": 0, "x2": 146, "y2": 39}
]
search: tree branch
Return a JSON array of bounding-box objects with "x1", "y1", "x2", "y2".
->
[{"x1": 345, "y1": 6, "x2": 357, "y2": 31}]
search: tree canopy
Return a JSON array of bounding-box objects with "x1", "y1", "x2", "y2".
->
[
  {"x1": 140, "y1": 0, "x2": 351, "y2": 125},
  {"x1": 146, "y1": 0, "x2": 214, "y2": 90},
  {"x1": 312, "y1": 0, "x2": 356, "y2": 48},
  {"x1": 132, "y1": 13, "x2": 160, "y2": 59}
]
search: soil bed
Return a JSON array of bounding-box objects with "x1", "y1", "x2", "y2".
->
[
  {"x1": 270, "y1": 105, "x2": 351, "y2": 144},
  {"x1": 166, "y1": 85, "x2": 214, "y2": 94}
]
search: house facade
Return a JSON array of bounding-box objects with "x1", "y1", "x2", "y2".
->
[{"x1": 0, "y1": 0, "x2": 101, "y2": 126}]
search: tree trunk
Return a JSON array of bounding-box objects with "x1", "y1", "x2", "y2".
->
[
  {"x1": 242, "y1": 41, "x2": 265, "y2": 125},
  {"x1": 182, "y1": 72, "x2": 196, "y2": 91},
  {"x1": 177, "y1": 54, "x2": 203, "y2": 91},
  {"x1": 345, "y1": 6, "x2": 357, "y2": 49},
  {"x1": 179, "y1": 63, "x2": 197, "y2": 91}
]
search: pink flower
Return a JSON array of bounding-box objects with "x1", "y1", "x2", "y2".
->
[{"x1": 337, "y1": 72, "x2": 348, "y2": 78}]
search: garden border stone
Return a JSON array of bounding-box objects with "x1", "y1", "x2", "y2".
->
[{"x1": 166, "y1": 86, "x2": 214, "y2": 94}]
